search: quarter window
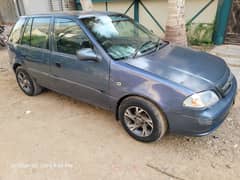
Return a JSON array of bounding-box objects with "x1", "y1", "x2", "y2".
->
[
  {"x1": 30, "y1": 18, "x2": 50, "y2": 49},
  {"x1": 53, "y1": 18, "x2": 92, "y2": 55},
  {"x1": 9, "y1": 18, "x2": 26, "y2": 44}
]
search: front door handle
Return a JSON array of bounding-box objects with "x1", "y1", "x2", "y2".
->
[{"x1": 55, "y1": 62, "x2": 61, "y2": 68}]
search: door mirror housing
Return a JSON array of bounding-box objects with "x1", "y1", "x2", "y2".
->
[{"x1": 76, "y1": 48, "x2": 100, "y2": 62}]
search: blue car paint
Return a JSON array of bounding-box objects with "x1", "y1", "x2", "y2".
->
[
  {"x1": 109, "y1": 45, "x2": 237, "y2": 135},
  {"x1": 8, "y1": 11, "x2": 237, "y2": 136}
]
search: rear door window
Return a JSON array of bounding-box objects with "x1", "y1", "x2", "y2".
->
[
  {"x1": 9, "y1": 18, "x2": 26, "y2": 44},
  {"x1": 21, "y1": 18, "x2": 32, "y2": 46},
  {"x1": 30, "y1": 18, "x2": 51, "y2": 49}
]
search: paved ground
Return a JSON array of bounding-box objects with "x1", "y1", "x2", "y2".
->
[{"x1": 0, "y1": 46, "x2": 239, "y2": 180}]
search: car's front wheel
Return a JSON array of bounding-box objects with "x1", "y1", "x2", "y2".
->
[{"x1": 119, "y1": 96, "x2": 168, "y2": 142}]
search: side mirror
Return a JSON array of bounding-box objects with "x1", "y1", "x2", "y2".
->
[{"x1": 76, "y1": 48, "x2": 100, "y2": 62}]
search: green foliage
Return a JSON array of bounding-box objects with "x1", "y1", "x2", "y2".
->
[{"x1": 187, "y1": 23, "x2": 214, "y2": 45}]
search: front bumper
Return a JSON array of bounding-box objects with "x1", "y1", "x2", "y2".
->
[{"x1": 167, "y1": 76, "x2": 237, "y2": 136}]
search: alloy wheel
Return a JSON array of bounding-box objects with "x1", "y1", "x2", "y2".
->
[
  {"x1": 17, "y1": 72, "x2": 32, "y2": 93},
  {"x1": 124, "y1": 106, "x2": 153, "y2": 137}
]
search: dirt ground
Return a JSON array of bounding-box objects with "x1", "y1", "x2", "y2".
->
[{"x1": 0, "y1": 47, "x2": 239, "y2": 180}]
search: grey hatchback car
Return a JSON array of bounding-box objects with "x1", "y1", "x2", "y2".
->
[{"x1": 8, "y1": 11, "x2": 237, "y2": 142}]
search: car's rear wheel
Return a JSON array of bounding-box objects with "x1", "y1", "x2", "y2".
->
[
  {"x1": 119, "y1": 96, "x2": 168, "y2": 142},
  {"x1": 16, "y1": 67, "x2": 43, "y2": 96}
]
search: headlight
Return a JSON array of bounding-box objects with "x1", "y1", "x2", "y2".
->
[{"x1": 183, "y1": 91, "x2": 219, "y2": 109}]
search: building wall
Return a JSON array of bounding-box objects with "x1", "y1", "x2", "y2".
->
[
  {"x1": 0, "y1": 0, "x2": 18, "y2": 24},
  {"x1": 19, "y1": 0, "x2": 218, "y2": 23},
  {"x1": 21, "y1": 0, "x2": 51, "y2": 15},
  {"x1": 93, "y1": 0, "x2": 218, "y2": 37},
  {"x1": 18, "y1": 0, "x2": 218, "y2": 40}
]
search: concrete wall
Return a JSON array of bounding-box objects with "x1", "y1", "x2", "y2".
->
[
  {"x1": 21, "y1": 0, "x2": 51, "y2": 15},
  {"x1": 0, "y1": 0, "x2": 18, "y2": 24}
]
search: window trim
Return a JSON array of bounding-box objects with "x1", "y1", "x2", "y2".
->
[
  {"x1": 20, "y1": 17, "x2": 33, "y2": 46},
  {"x1": 8, "y1": 17, "x2": 26, "y2": 44}
]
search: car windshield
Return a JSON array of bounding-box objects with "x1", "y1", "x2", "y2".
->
[{"x1": 82, "y1": 15, "x2": 163, "y2": 60}]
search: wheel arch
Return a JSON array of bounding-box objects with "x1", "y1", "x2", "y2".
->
[
  {"x1": 115, "y1": 94, "x2": 168, "y2": 125},
  {"x1": 13, "y1": 63, "x2": 22, "y2": 73}
]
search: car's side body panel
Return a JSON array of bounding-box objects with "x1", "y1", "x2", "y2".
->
[
  {"x1": 18, "y1": 45, "x2": 52, "y2": 87},
  {"x1": 49, "y1": 51, "x2": 110, "y2": 109},
  {"x1": 47, "y1": 16, "x2": 111, "y2": 109},
  {"x1": 8, "y1": 16, "x2": 53, "y2": 88},
  {"x1": 109, "y1": 60, "x2": 193, "y2": 114},
  {"x1": 8, "y1": 15, "x2": 113, "y2": 110}
]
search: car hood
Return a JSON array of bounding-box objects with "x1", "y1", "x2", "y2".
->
[{"x1": 123, "y1": 45, "x2": 229, "y2": 92}]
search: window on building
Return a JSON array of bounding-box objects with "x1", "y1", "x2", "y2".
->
[{"x1": 53, "y1": 18, "x2": 92, "y2": 55}]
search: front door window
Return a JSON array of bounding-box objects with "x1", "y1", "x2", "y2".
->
[{"x1": 53, "y1": 18, "x2": 92, "y2": 55}]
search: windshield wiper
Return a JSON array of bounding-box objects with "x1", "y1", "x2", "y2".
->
[
  {"x1": 114, "y1": 55, "x2": 131, "y2": 61},
  {"x1": 155, "y1": 38, "x2": 164, "y2": 50},
  {"x1": 156, "y1": 39, "x2": 169, "y2": 51},
  {"x1": 133, "y1": 40, "x2": 154, "y2": 58}
]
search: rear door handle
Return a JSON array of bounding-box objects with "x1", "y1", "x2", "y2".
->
[{"x1": 55, "y1": 62, "x2": 61, "y2": 68}]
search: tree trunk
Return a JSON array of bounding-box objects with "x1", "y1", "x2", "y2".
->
[
  {"x1": 80, "y1": 0, "x2": 93, "y2": 11},
  {"x1": 165, "y1": 0, "x2": 187, "y2": 46}
]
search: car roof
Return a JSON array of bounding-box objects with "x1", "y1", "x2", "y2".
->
[{"x1": 21, "y1": 11, "x2": 121, "y2": 19}]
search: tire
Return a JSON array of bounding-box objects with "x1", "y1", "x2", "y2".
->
[
  {"x1": 118, "y1": 96, "x2": 168, "y2": 142},
  {"x1": 16, "y1": 67, "x2": 43, "y2": 96}
]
